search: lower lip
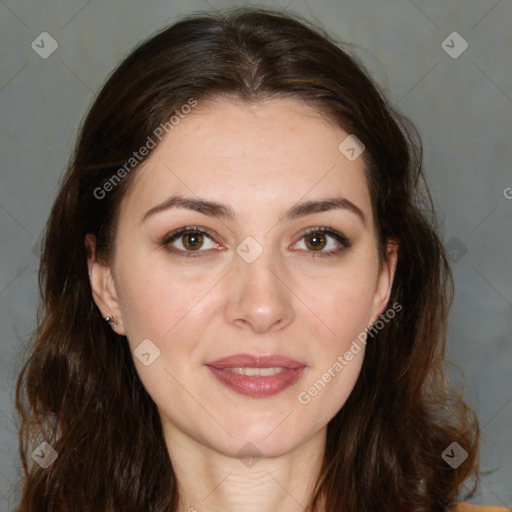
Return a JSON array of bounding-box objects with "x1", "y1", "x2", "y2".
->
[{"x1": 207, "y1": 366, "x2": 306, "y2": 398}]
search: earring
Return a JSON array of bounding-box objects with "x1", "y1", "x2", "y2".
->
[{"x1": 104, "y1": 314, "x2": 116, "y2": 327}]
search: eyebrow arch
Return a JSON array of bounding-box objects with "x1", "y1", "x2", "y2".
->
[{"x1": 141, "y1": 195, "x2": 366, "y2": 226}]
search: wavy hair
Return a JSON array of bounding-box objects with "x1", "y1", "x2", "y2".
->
[{"x1": 14, "y1": 7, "x2": 479, "y2": 511}]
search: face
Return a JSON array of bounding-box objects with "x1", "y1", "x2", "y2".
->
[{"x1": 87, "y1": 98, "x2": 397, "y2": 460}]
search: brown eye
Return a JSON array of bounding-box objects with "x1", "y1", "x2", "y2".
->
[
  {"x1": 292, "y1": 227, "x2": 352, "y2": 258},
  {"x1": 182, "y1": 232, "x2": 204, "y2": 250},
  {"x1": 304, "y1": 232, "x2": 327, "y2": 251},
  {"x1": 163, "y1": 228, "x2": 218, "y2": 255}
]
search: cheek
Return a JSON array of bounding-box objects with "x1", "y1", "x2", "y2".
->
[
  {"x1": 294, "y1": 251, "x2": 378, "y2": 408},
  {"x1": 114, "y1": 252, "x2": 204, "y2": 346},
  {"x1": 300, "y1": 259, "x2": 379, "y2": 343}
]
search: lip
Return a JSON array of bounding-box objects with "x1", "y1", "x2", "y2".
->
[
  {"x1": 206, "y1": 353, "x2": 306, "y2": 369},
  {"x1": 206, "y1": 353, "x2": 307, "y2": 398}
]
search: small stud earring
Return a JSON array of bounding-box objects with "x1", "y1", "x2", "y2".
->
[{"x1": 104, "y1": 314, "x2": 116, "y2": 327}]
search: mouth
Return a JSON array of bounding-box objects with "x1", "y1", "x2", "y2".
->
[{"x1": 205, "y1": 353, "x2": 307, "y2": 398}]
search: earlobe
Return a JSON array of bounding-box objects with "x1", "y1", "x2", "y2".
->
[{"x1": 85, "y1": 234, "x2": 126, "y2": 335}]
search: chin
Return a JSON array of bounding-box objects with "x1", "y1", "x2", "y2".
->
[{"x1": 211, "y1": 418, "x2": 317, "y2": 460}]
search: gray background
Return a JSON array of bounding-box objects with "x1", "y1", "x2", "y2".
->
[{"x1": 1, "y1": 0, "x2": 511, "y2": 509}]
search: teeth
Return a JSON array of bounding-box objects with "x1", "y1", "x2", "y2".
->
[{"x1": 227, "y1": 367, "x2": 285, "y2": 376}]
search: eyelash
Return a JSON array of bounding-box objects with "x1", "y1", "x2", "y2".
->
[{"x1": 161, "y1": 226, "x2": 352, "y2": 259}]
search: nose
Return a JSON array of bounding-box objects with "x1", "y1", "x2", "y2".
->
[{"x1": 224, "y1": 244, "x2": 295, "y2": 335}]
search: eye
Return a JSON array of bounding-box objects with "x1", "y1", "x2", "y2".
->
[
  {"x1": 162, "y1": 227, "x2": 220, "y2": 257},
  {"x1": 161, "y1": 226, "x2": 352, "y2": 258},
  {"x1": 291, "y1": 227, "x2": 352, "y2": 257}
]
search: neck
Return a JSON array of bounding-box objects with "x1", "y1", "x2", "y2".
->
[{"x1": 164, "y1": 426, "x2": 326, "y2": 512}]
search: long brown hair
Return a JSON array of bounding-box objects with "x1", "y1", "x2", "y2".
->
[{"x1": 14, "y1": 7, "x2": 479, "y2": 511}]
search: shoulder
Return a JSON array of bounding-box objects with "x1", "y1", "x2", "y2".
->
[{"x1": 448, "y1": 502, "x2": 510, "y2": 512}]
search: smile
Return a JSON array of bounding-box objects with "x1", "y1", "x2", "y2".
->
[{"x1": 206, "y1": 353, "x2": 307, "y2": 398}]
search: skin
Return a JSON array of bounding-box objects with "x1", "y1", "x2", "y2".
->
[{"x1": 87, "y1": 97, "x2": 398, "y2": 512}]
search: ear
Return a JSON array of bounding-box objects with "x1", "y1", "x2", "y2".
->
[
  {"x1": 85, "y1": 234, "x2": 126, "y2": 335},
  {"x1": 368, "y1": 239, "x2": 399, "y2": 328}
]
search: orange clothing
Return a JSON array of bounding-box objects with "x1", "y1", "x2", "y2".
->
[{"x1": 450, "y1": 502, "x2": 510, "y2": 512}]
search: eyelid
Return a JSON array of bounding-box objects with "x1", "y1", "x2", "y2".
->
[{"x1": 162, "y1": 226, "x2": 217, "y2": 245}]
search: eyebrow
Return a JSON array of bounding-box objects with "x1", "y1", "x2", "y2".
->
[{"x1": 141, "y1": 195, "x2": 366, "y2": 226}]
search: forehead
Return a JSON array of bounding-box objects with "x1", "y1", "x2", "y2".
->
[{"x1": 119, "y1": 98, "x2": 373, "y2": 227}]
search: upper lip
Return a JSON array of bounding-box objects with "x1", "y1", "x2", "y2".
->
[{"x1": 206, "y1": 353, "x2": 306, "y2": 369}]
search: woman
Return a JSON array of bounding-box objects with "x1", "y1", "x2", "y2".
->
[{"x1": 14, "y1": 7, "x2": 506, "y2": 512}]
